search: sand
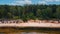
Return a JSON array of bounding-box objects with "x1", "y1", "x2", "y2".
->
[{"x1": 0, "y1": 22, "x2": 60, "y2": 28}]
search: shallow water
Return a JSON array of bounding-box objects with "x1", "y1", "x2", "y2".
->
[
  {"x1": 7, "y1": 31, "x2": 60, "y2": 34},
  {"x1": 9, "y1": 32, "x2": 50, "y2": 34},
  {"x1": 0, "y1": 27, "x2": 60, "y2": 34}
]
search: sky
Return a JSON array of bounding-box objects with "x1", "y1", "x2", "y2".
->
[{"x1": 0, "y1": 0, "x2": 60, "y2": 5}]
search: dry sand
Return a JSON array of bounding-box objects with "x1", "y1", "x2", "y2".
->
[{"x1": 0, "y1": 22, "x2": 60, "y2": 28}]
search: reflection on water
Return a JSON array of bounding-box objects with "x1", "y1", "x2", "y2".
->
[
  {"x1": 0, "y1": 27, "x2": 60, "y2": 34},
  {"x1": 5, "y1": 30, "x2": 60, "y2": 34},
  {"x1": 20, "y1": 32, "x2": 48, "y2": 34},
  {"x1": 8, "y1": 32, "x2": 60, "y2": 34}
]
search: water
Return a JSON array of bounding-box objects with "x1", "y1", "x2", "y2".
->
[
  {"x1": 8, "y1": 31, "x2": 60, "y2": 34},
  {"x1": 17, "y1": 32, "x2": 50, "y2": 34},
  {"x1": 0, "y1": 27, "x2": 60, "y2": 34},
  {"x1": 10, "y1": 32, "x2": 48, "y2": 34}
]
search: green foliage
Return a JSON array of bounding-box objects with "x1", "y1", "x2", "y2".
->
[
  {"x1": 55, "y1": 7, "x2": 60, "y2": 19},
  {"x1": 0, "y1": 5, "x2": 60, "y2": 21},
  {"x1": 13, "y1": 16, "x2": 19, "y2": 19}
]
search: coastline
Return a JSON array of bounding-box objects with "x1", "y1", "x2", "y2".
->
[
  {"x1": 0, "y1": 22, "x2": 60, "y2": 28},
  {"x1": 0, "y1": 19, "x2": 60, "y2": 28}
]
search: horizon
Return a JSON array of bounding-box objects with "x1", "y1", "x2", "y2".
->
[{"x1": 0, "y1": 0, "x2": 60, "y2": 5}]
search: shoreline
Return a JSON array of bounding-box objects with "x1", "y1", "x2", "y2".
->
[
  {"x1": 0, "y1": 19, "x2": 60, "y2": 28},
  {"x1": 0, "y1": 23, "x2": 60, "y2": 28}
]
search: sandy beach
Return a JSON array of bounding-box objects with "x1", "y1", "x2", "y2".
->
[{"x1": 0, "y1": 22, "x2": 60, "y2": 28}]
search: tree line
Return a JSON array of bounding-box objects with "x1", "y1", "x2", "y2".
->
[{"x1": 0, "y1": 4, "x2": 60, "y2": 21}]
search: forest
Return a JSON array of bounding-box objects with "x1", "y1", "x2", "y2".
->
[{"x1": 0, "y1": 4, "x2": 60, "y2": 21}]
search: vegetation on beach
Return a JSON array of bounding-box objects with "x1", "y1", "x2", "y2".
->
[{"x1": 0, "y1": 4, "x2": 60, "y2": 22}]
